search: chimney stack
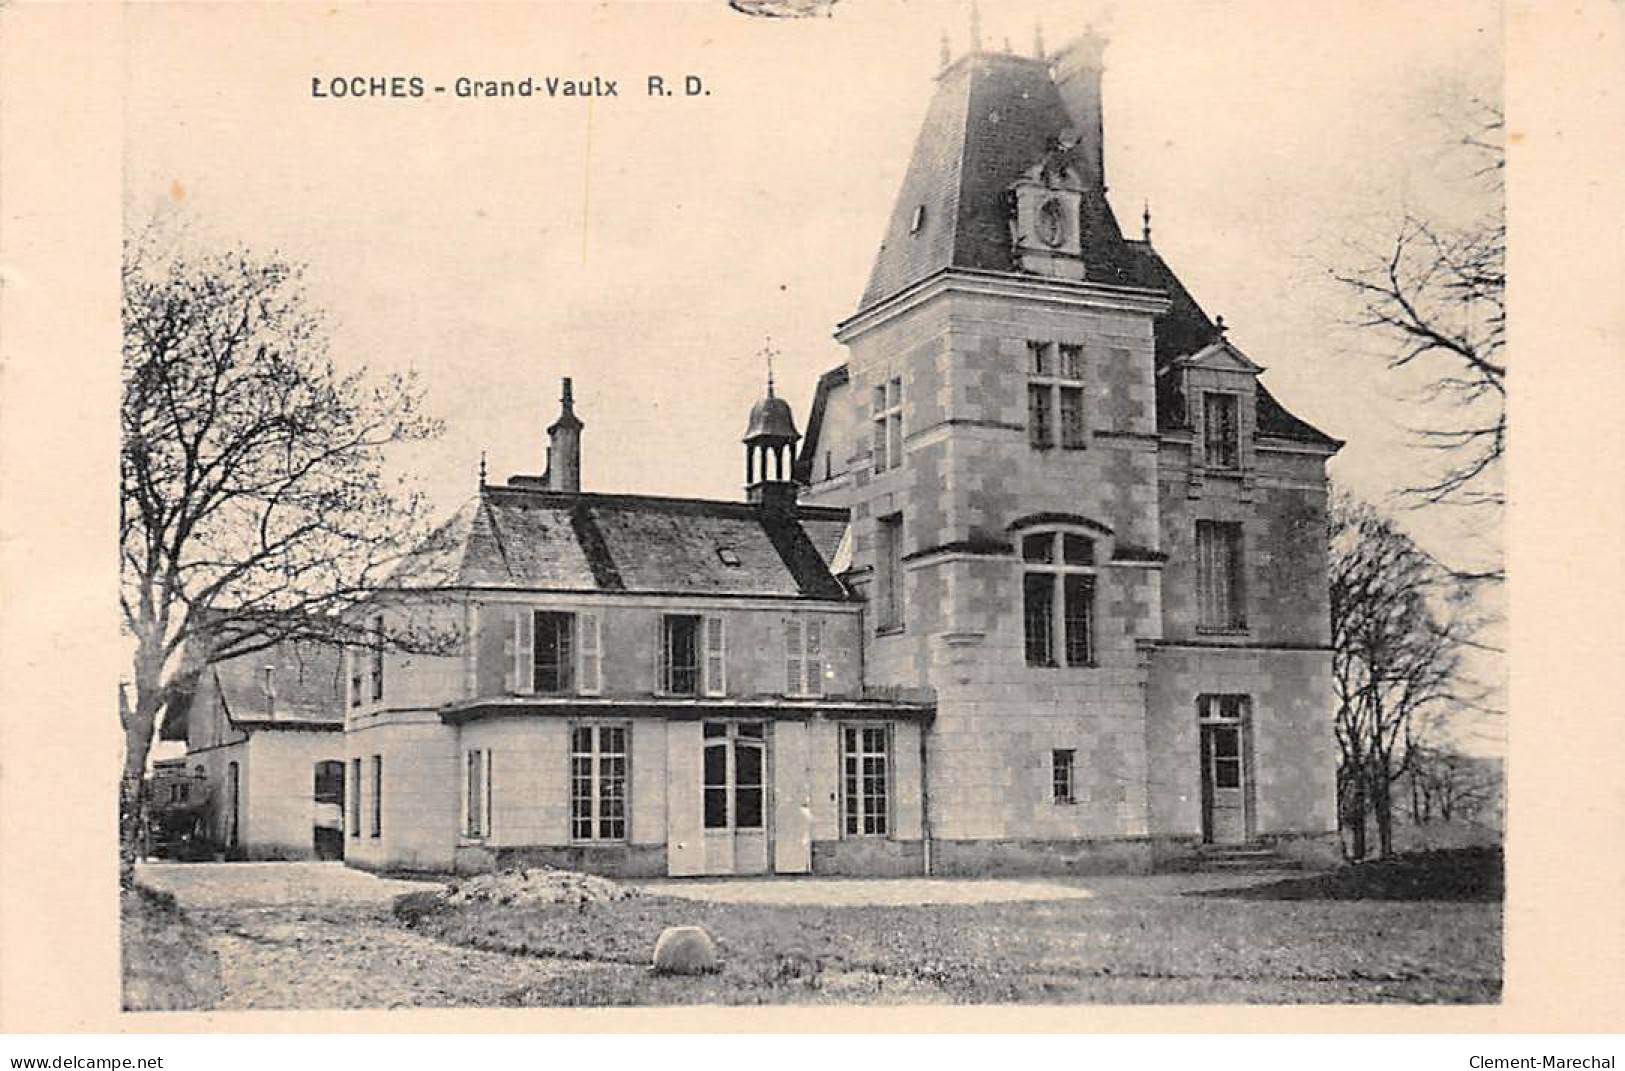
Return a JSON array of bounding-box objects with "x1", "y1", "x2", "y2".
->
[
  {"x1": 546, "y1": 377, "x2": 583, "y2": 493},
  {"x1": 1052, "y1": 29, "x2": 1108, "y2": 191}
]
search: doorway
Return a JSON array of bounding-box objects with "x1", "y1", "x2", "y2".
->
[
  {"x1": 1198, "y1": 695, "x2": 1249, "y2": 844},
  {"x1": 313, "y1": 760, "x2": 345, "y2": 860},
  {"x1": 701, "y1": 721, "x2": 769, "y2": 875}
]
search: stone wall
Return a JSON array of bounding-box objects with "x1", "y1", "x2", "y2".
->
[
  {"x1": 344, "y1": 712, "x2": 459, "y2": 872},
  {"x1": 242, "y1": 730, "x2": 343, "y2": 860},
  {"x1": 1143, "y1": 645, "x2": 1336, "y2": 839}
]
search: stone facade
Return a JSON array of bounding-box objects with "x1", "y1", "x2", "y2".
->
[
  {"x1": 793, "y1": 43, "x2": 1341, "y2": 872},
  {"x1": 343, "y1": 35, "x2": 1340, "y2": 878}
]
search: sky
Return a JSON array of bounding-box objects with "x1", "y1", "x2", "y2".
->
[{"x1": 124, "y1": 0, "x2": 1505, "y2": 749}]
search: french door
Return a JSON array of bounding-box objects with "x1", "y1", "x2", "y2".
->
[
  {"x1": 1198, "y1": 696, "x2": 1250, "y2": 844},
  {"x1": 701, "y1": 721, "x2": 769, "y2": 875}
]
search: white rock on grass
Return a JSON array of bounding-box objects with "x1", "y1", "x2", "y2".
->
[{"x1": 651, "y1": 925, "x2": 720, "y2": 975}]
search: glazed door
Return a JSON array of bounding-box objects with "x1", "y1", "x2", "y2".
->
[
  {"x1": 701, "y1": 722, "x2": 770, "y2": 875},
  {"x1": 1200, "y1": 721, "x2": 1247, "y2": 844}
]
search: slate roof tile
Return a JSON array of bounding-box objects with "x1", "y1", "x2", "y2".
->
[{"x1": 390, "y1": 486, "x2": 854, "y2": 601}]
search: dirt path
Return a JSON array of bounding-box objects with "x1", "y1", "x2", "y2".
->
[{"x1": 136, "y1": 862, "x2": 592, "y2": 1010}]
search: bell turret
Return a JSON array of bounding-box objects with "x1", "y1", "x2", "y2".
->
[{"x1": 743, "y1": 357, "x2": 800, "y2": 511}]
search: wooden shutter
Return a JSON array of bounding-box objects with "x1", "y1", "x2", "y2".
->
[
  {"x1": 785, "y1": 618, "x2": 804, "y2": 696},
  {"x1": 665, "y1": 721, "x2": 705, "y2": 876},
  {"x1": 703, "y1": 616, "x2": 725, "y2": 697},
  {"x1": 577, "y1": 612, "x2": 601, "y2": 695},
  {"x1": 485, "y1": 749, "x2": 495, "y2": 840},
  {"x1": 773, "y1": 721, "x2": 812, "y2": 874},
  {"x1": 806, "y1": 619, "x2": 823, "y2": 697},
  {"x1": 507, "y1": 609, "x2": 534, "y2": 694},
  {"x1": 655, "y1": 617, "x2": 667, "y2": 694}
]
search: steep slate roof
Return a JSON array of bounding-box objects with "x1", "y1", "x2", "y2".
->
[
  {"x1": 391, "y1": 485, "x2": 854, "y2": 601},
  {"x1": 860, "y1": 52, "x2": 1143, "y2": 311},
  {"x1": 803, "y1": 48, "x2": 1337, "y2": 466},
  {"x1": 214, "y1": 640, "x2": 344, "y2": 727}
]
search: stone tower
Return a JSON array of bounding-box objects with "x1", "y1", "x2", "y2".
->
[{"x1": 797, "y1": 32, "x2": 1343, "y2": 872}]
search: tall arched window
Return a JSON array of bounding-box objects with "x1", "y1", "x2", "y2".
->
[{"x1": 1021, "y1": 530, "x2": 1096, "y2": 667}]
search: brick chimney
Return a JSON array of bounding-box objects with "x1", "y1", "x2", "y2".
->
[
  {"x1": 546, "y1": 377, "x2": 583, "y2": 493},
  {"x1": 1052, "y1": 29, "x2": 1108, "y2": 191}
]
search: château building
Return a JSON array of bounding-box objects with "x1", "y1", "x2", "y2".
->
[{"x1": 340, "y1": 30, "x2": 1341, "y2": 876}]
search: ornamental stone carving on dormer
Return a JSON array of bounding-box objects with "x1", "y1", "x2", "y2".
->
[{"x1": 1008, "y1": 140, "x2": 1087, "y2": 280}]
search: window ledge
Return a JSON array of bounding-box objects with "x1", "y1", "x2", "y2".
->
[
  {"x1": 1195, "y1": 626, "x2": 1250, "y2": 637},
  {"x1": 875, "y1": 624, "x2": 906, "y2": 637}
]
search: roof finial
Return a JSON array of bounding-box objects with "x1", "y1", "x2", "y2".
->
[
  {"x1": 940, "y1": 29, "x2": 951, "y2": 71},
  {"x1": 1215, "y1": 315, "x2": 1228, "y2": 338},
  {"x1": 758, "y1": 335, "x2": 779, "y2": 398},
  {"x1": 1142, "y1": 200, "x2": 1152, "y2": 243},
  {"x1": 561, "y1": 376, "x2": 575, "y2": 411},
  {"x1": 478, "y1": 450, "x2": 487, "y2": 488},
  {"x1": 968, "y1": 0, "x2": 981, "y2": 52},
  {"x1": 1034, "y1": 20, "x2": 1046, "y2": 60}
]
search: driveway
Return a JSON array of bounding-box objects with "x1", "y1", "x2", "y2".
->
[
  {"x1": 134, "y1": 862, "x2": 589, "y2": 1010},
  {"x1": 138, "y1": 861, "x2": 439, "y2": 909}
]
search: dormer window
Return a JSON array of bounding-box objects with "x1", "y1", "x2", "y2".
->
[
  {"x1": 716, "y1": 546, "x2": 741, "y2": 567},
  {"x1": 1203, "y1": 392, "x2": 1240, "y2": 469}
]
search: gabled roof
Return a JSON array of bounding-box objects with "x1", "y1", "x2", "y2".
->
[
  {"x1": 214, "y1": 639, "x2": 344, "y2": 727},
  {"x1": 389, "y1": 485, "x2": 855, "y2": 601},
  {"x1": 859, "y1": 52, "x2": 1144, "y2": 313}
]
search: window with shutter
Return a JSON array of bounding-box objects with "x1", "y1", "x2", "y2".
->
[
  {"x1": 1196, "y1": 521, "x2": 1246, "y2": 630},
  {"x1": 533, "y1": 611, "x2": 575, "y2": 693},
  {"x1": 786, "y1": 617, "x2": 824, "y2": 697},
  {"x1": 661, "y1": 615, "x2": 701, "y2": 695}
]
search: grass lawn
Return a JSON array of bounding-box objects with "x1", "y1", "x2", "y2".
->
[
  {"x1": 400, "y1": 849, "x2": 1502, "y2": 1006},
  {"x1": 121, "y1": 883, "x2": 223, "y2": 1011}
]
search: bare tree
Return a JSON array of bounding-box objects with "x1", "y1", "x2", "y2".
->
[
  {"x1": 1405, "y1": 743, "x2": 1501, "y2": 827},
  {"x1": 120, "y1": 230, "x2": 444, "y2": 868},
  {"x1": 1330, "y1": 493, "x2": 1482, "y2": 859},
  {"x1": 1332, "y1": 100, "x2": 1505, "y2": 530}
]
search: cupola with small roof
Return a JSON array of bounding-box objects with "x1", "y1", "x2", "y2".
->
[{"x1": 743, "y1": 341, "x2": 801, "y2": 512}]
